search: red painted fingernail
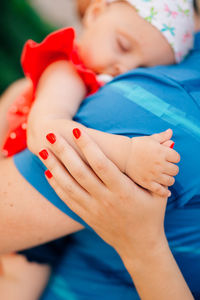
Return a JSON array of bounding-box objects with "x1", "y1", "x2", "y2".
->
[
  {"x1": 39, "y1": 149, "x2": 49, "y2": 160},
  {"x1": 73, "y1": 128, "x2": 81, "y2": 139},
  {"x1": 45, "y1": 170, "x2": 53, "y2": 179},
  {"x1": 170, "y1": 142, "x2": 175, "y2": 149},
  {"x1": 46, "y1": 133, "x2": 56, "y2": 144}
]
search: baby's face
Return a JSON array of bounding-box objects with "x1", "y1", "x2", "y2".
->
[{"x1": 77, "y1": 0, "x2": 175, "y2": 76}]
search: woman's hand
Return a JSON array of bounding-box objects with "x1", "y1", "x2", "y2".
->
[
  {"x1": 38, "y1": 128, "x2": 193, "y2": 299},
  {"x1": 39, "y1": 128, "x2": 168, "y2": 257}
]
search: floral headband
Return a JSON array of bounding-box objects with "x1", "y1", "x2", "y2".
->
[{"x1": 107, "y1": 0, "x2": 194, "y2": 62}]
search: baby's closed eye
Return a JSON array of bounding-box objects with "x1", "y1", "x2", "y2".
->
[{"x1": 116, "y1": 32, "x2": 132, "y2": 53}]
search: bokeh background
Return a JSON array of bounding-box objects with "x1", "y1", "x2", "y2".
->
[{"x1": 0, "y1": 0, "x2": 81, "y2": 94}]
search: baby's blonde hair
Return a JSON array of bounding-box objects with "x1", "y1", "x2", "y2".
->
[{"x1": 76, "y1": 0, "x2": 91, "y2": 18}]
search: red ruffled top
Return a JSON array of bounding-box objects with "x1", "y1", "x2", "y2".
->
[{"x1": 2, "y1": 27, "x2": 101, "y2": 157}]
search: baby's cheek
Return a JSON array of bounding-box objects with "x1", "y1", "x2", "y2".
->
[{"x1": 83, "y1": 48, "x2": 104, "y2": 73}]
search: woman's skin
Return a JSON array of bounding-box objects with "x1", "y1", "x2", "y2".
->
[
  {"x1": 0, "y1": 80, "x2": 51, "y2": 300},
  {"x1": 0, "y1": 254, "x2": 50, "y2": 300},
  {"x1": 0, "y1": 80, "x2": 82, "y2": 300},
  {"x1": 0, "y1": 87, "x2": 83, "y2": 253},
  {"x1": 41, "y1": 128, "x2": 194, "y2": 300}
]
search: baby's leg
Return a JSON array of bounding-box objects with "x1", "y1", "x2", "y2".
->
[{"x1": 0, "y1": 254, "x2": 50, "y2": 300}]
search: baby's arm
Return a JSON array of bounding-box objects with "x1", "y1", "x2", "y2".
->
[
  {"x1": 33, "y1": 119, "x2": 180, "y2": 198},
  {"x1": 27, "y1": 60, "x2": 87, "y2": 153},
  {"x1": 27, "y1": 62, "x2": 180, "y2": 197}
]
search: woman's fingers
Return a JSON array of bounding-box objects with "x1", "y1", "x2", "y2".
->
[
  {"x1": 72, "y1": 128, "x2": 127, "y2": 189},
  {"x1": 45, "y1": 133, "x2": 107, "y2": 198},
  {"x1": 39, "y1": 148, "x2": 91, "y2": 209},
  {"x1": 45, "y1": 172, "x2": 88, "y2": 219}
]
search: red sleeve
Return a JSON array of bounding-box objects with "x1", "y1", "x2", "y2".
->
[
  {"x1": 3, "y1": 27, "x2": 101, "y2": 157},
  {"x1": 21, "y1": 27, "x2": 75, "y2": 95},
  {"x1": 21, "y1": 27, "x2": 101, "y2": 96},
  {"x1": 70, "y1": 48, "x2": 101, "y2": 95}
]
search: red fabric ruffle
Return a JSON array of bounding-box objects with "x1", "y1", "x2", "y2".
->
[{"x1": 3, "y1": 27, "x2": 101, "y2": 157}]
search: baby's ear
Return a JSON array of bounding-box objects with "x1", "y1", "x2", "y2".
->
[
  {"x1": 83, "y1": 0, "x2": 107, "y2": 27},
  {"x1": 76, "y1": 0, "x2": 91, "y2": 18}
]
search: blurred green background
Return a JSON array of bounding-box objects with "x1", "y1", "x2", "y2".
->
[
  {"x1": 0, "y1": 0, "x2": 80, "y2": 94},
  {"x1": 0, "y1": 0, "x2": 56, "y2": 94}
]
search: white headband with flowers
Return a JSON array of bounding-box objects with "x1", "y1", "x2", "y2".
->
[{"x1": 107, "y1": 0, "x2": 194, "y2": 62}]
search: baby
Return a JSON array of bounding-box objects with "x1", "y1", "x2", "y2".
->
[{"x1": 2, "y1": 0, "x2": 193, "y2": 198}]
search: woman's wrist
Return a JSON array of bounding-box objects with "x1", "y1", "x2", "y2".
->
[
  {"x1": 117, "y1": 236, "x2": 193, "y2": 300},
  {"x1": 117, "y1": 233, "x2": 169, "y2": 269}
]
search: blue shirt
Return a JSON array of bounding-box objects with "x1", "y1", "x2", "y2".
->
[{"x1": 15, "y1": 32, "x2": 200, "y2": 299}]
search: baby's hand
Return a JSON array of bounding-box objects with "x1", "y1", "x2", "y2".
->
[{"x1": 125, "y1": 129, "x2": 180, "y2": 197}]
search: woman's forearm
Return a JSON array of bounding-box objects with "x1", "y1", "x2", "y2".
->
[{"x1": 119, "y1": 239, "x2": 194, "y2": 300}]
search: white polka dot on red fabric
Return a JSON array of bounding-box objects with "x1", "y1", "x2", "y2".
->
[
  {"x1": 21, "y1": 123, "x2": 27, "y2": 130},
  {"x1": 10, "y1": 132, "x2": 17, "y2": 139}
]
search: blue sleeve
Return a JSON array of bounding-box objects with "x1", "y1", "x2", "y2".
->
[
  {"x1": 14, "y1": 78, "x2": 151, "y2": 228},
  {"x1": 18, "y1": 237, "x2": 68, "y2": 267},
  {"x1": 13, "y1": 78, "x2": 155, "y2": 228},
  {"x1": 13, "y1": 66, "x2": 200, "y2": 225},
  {"x1": 13, "y1": 149, "x2": 89, "y2": 228}
]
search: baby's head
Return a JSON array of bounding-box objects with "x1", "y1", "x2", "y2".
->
[{"x1": 77, "y1": 0, "x2": 194, "y2": 76}]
